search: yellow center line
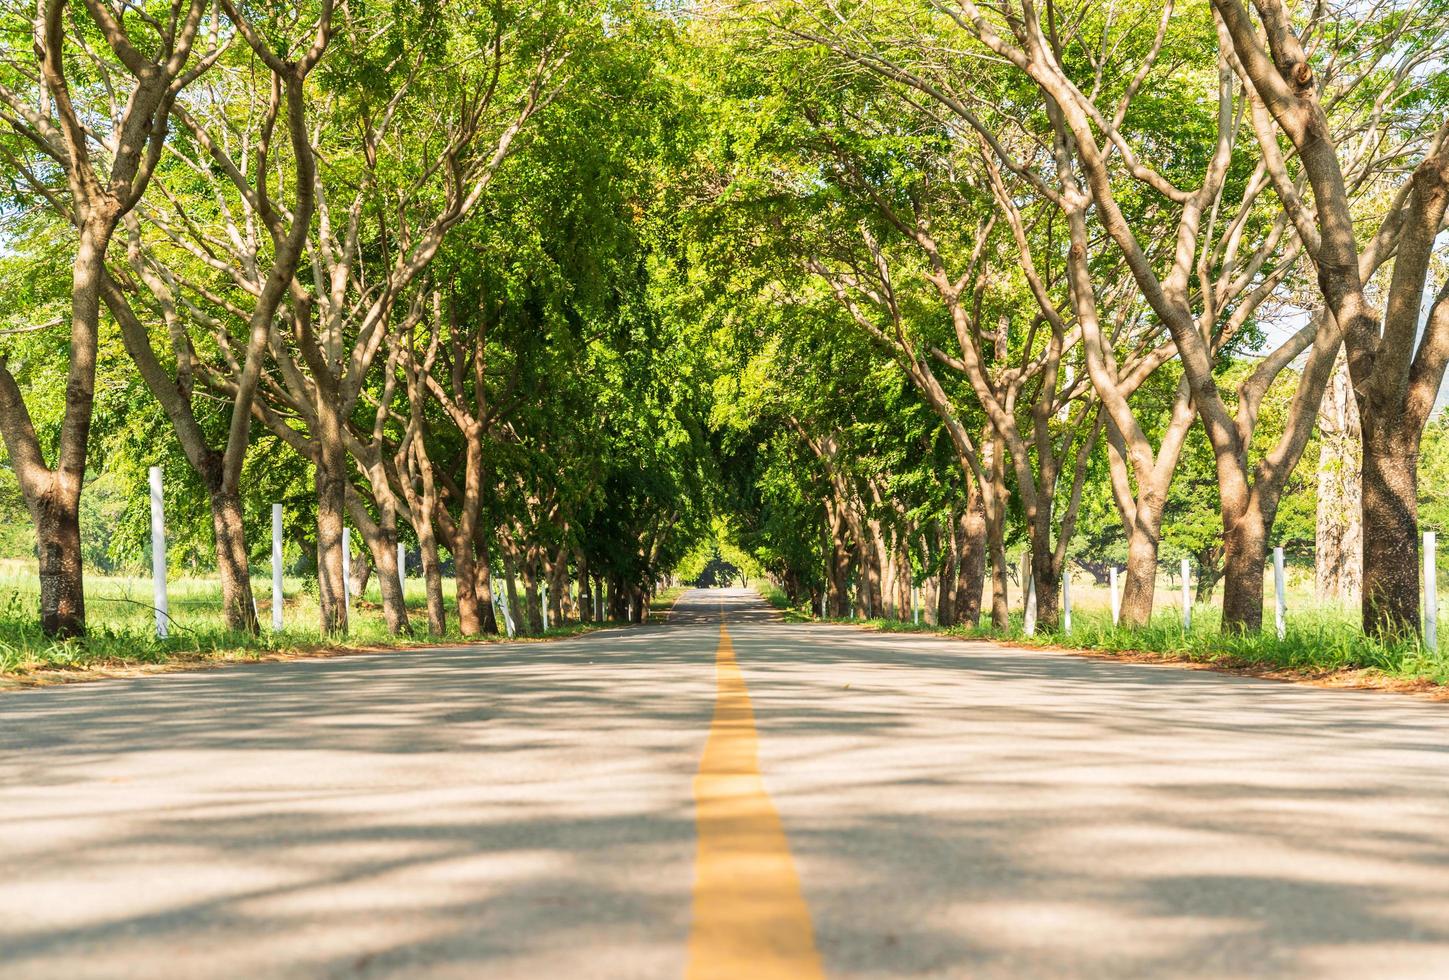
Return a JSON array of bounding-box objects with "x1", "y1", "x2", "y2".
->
[{"x1": 686, "y1": 616, "x2": 825, "y2": 980}]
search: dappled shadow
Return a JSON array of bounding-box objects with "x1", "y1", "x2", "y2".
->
[
  {"x1": 724, "y1": 616, "x2": 1449, "y2": 977},
  {"x1": 2, "y1": 589, "x2": 1448, "y2": 977}
]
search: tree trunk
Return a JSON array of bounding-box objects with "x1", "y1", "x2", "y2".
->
[
  {"x1": 1030, "y1": 547, "x2": 1061, "y2": 630},
  {"x1": 453, "y1": 526, "x2": 482, "y2": 636},
  {"x1": 209, "y1": 489, "x2": 258, "y2": 633},
  {"x1": 548, "y1": 548, "x2": 568, "y2": 625},
  {"x1": 501, "y1": 545, "x2": 522, "y2": 629},
  {"x1": 34, "y1": 487, "x2": 86, "y2": 638},
  {"x1": 315, "y1": 422, "x2": 348, "y2": 636},
  {"x1": 577, "y1": 551, "x2": 594, "y2": 623},
  {"x1": 522, "y1": 554, "x2": 543, "y2": 635},
  {"x1": 1361, "y1": 419, "x2": 1421, "y2": 639},
  {"x1": 355, "y1": 509, "x2": 410, "y2": 636},
  {"x1": 1219, "y1": 499, "x2": 1267, "y2": 634},
  {"x1": 1316, "y1": 356, "x2": 1362, "y2": 604},
  {"x1": 954, "y1": 495, "x2": 986, "y2": 627},
  {"x1": 417, "y1": 516, "x2": 446, "y2": 636},
  {"x1": 472, "y1": 525, "x2": 499, "y2": 635},
  {"x1": 1117, "y1": 515, "x2": 1161, "y2": 629},
  {"x1": 1194, "y1": 544, "x2": 1225, "y2": 604},
  {"x1": 349, "y1": 543, "x2": 372, "y2": 602}
]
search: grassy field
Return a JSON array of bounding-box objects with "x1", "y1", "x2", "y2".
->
[
  {"x1": 0, "y1": 561, "x2": 618, "y2": 681},
  {"x1": 762, "y1": 571, "x2": 1449, "y2": 688}
]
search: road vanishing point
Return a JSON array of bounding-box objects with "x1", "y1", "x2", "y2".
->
[{"x1": 4, "y1": 588, "x2": 1449, "y2": 979}]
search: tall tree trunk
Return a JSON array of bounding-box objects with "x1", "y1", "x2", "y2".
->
[{"x1": 1316, "y1": 356, "x2": 1362, "y2": 604}]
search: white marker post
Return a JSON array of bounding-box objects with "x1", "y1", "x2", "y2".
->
[
  {"x1": 543, "y1": 584, "x2": 550, "y2": 631},
  {"x1": 148, "y1": 467, "x2": 168, "y2": 639},
  {"x1": 497, "y1": 590, "x2": 516, "y2": 638},
  {"x1": 341, "y1": 527, "x2": 352, "y2": 610},
  {"x1": 1180, "y1": 557, "x2": 1192, "y2": 631},
  {"x1": 1062, "y1": 569, "x2": 1072, "y2": 634},
  {"x1": 397, "y1": 541, "x2": 406, "y2": 594},
  {"x1": 1273, "y1": 546, "x2": 1287, "y2": 640},
  {"x1": 1425, "y1": 531, "x2": 1438, "y2": 650},
  {"x1": 1023, "y1": 554, "x2": 1037, "y2": 636},
  {"x1": 1109, "y1": 566, "x2": 1121, "y2": 627},
  {"x1": 271, "y1": 504, "x2": 284, "y2": 631}
]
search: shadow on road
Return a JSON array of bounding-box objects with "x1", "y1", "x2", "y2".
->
[{"x1": 1, "y1": 588, "x2": 1448, "y2": 977}]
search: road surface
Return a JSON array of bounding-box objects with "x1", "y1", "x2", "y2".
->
[{"x1": 3, "y1": 588, "x2": 1449, "y2": 978}]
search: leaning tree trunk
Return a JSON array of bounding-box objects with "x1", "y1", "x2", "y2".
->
[
  {"x1": 1316, "y1": 356, "x2": 1362, "y2": 605},
  {"x1": 353, "y1": 505, "x2": 410, "y2": 636},
  {"x1": 1360, "y1": 414, "x2": 1422, "y2": 640},
  {"x1": 210, "y1": 489, "x2": 259, "y2": 634}
]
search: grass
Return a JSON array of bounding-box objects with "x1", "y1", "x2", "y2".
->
[
  {"x1": 777, "y1": 580, "x2": 1449, "y2": 688},
  {"x1": 0, "y1": 566, "x2": 619, "y2": 682}
]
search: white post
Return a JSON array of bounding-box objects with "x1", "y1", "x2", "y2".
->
[
  {"x1": 148, "y1": 466, "x2": 168, "y2": 639},
  {"x1": 498, "y1": 588, "x2": 516, "y2": 638},
  {"x1": 397, "y1": 540, "x2": 406, "y2": 594},
  {"x1": 543, "y1": 584, "x2": 550, "y2": 631},
  {"x1": 1062, "y1": 568, "x2": 1072, "y2": 634},
  {"x1": 1425, "y1": 531, "x2": 1438, "y2": 650},
  {"x1": 1273, "y1": 546, "x2": 1286, "y2": 640},
  {"x1": 342, "y1": 527, "x2": 352, "y2": 608},
  {"x1": 1181, "y1": 557, "x2": 1191, "y2": 631},
  {"x1": 912, "y1": 584, "x2": 919, "y2": 625},
  {"x1": 271, "y1": 504, "x2": 283, "y2": 631},
  {"x1": 1023, "y1": 552, "x2": 1037, "y2": 636},
  {"x1": 1109, "y1": 566, "x2": 1121, "y2": 627}
]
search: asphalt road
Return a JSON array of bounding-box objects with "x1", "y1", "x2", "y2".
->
[{"x1": 4, "y1": 588, "x2": 1449, "y2": 978}]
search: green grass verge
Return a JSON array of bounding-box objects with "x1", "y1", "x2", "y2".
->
[
  {"x1": 806, "y1": 606, "x2": 1449, "y2": 686},
  {"x1": 0, "y1": 573, "x2": 620, "y2": 679}
]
